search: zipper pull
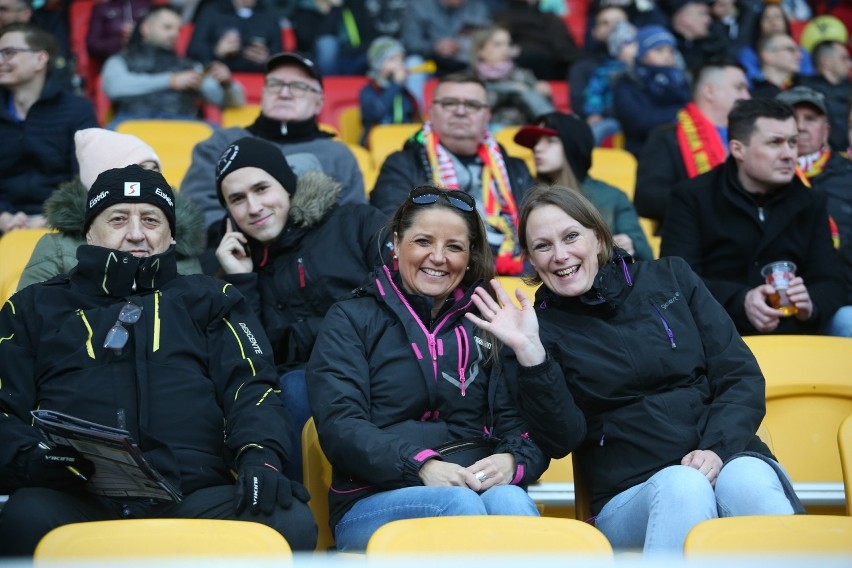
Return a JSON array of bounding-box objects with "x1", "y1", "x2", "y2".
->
[
  {"x1": 599, "y1": 434, "x2": 605, "y2": 447},
  {"x1": 758, "y1": 207, "x2": 765, "y2": 222},
  {"x1": 297, "y1": 258, "x2": 306, "y2": 288}
]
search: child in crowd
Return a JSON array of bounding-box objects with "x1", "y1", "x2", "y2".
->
[
  {"x1": 358, "y1": 36, "x2": 420, "y2": 147},
  {"x1": 469, "y1": 25, "x2": 554, "y2": 129},
  {"x1": 614, "y1": 24, "x2": 691, "y2": 155},
  {"x1": 583, "y1": 20, "x2": 637, "y2": 145}
]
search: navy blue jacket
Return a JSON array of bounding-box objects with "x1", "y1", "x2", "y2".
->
[{"x1": 0, "y1": 76, "x2": 97, "y2": 217}]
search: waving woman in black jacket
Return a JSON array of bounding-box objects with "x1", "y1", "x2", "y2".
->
[{"x1": 468, "y1": 185, "x2": 802, "y2": 556}]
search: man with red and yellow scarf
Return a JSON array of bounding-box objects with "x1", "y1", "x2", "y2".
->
[
  {"x1": 371, "y1": 72, "x2": 535, "y2": 275},
  {"x1": 635, "y1": 59, "x2": 750, "y2": 226},
  {"x1": 777, "y1": 86, "x2": 851, "y2": 250}
]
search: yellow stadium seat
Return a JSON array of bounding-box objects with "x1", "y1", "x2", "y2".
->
[
  {"x1": 0, "y1": 228, "x2": 54, "y2": 303},
  {"x1": 365, "y1": 516, "x2": 613, "y2": 556},
  {"x1": 302, "y1": 417, "x2": 335, "y2": 552},
  {"x1": 115, "y1": 120, "x2": 214, "y2": 188},
  {"x1": 639, "y1": 217, "x2": 660, "y2": 260},
  {"x1": 495, "y1": 275, "x2": 539, "y2": 308},
  {"x1": 34, "y1": 518, "x2": 292, "y2": 561},
  {"x1": 338, "y1": 107, "x2": 363, "y2": 146},
  {"x1": 840, "y1": 414, "x2": 852, "y2": 516},
  {"x1": 221, "y1": 104, "x2": 260, "y2": 129},
  {"x1": 345, "y1": 143, "x2": 377, "y2": 196},
  {"x1": 493, "y1": 125, "x2": 534, "y2": 171},
  {"x1": 684, "y1": 515, "x2": 852, "y2": 556},
  {"x1": 367, "y1": 123, "x2": 422, "y2": 169},
  {"x1": 318, "y1": 122, "x2": 340, "y2": 138},
  {"x1": 742, "y1": 336, "x2": 852, "y2": 488},
  {"x1": 589, "y1": 148, "x2": 637, "y2": 198}
]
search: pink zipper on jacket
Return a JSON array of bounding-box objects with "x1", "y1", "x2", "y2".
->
[{"x1": 379, "y1": 265, "x2": 473, "y2": 385}]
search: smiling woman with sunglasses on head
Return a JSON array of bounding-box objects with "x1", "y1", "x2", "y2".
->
[{"x1": 306, "y1": 185, "x2": 548, "y2": 551}]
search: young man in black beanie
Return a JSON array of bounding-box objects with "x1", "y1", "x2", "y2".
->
[
  {"x1": 0, "y1": 164, "x2": 317, "y2": 556},
  {"x1": 214, "y1": 137, "x2": 391, "y2": 480}
]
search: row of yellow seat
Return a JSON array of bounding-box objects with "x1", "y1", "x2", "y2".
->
[{"x1": 31, "y1": 507, "x2": 852, "y2": 560}]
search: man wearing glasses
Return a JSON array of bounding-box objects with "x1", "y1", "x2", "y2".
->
[
  {"x1": 371, "y1": 72, "x2": 535, "y2": 275},
  {"x1": 181, "y1": 51, "x2": 365, "y2": 233},
  {"x1": 0, "y1": 23, "x2": 97, "y2": 235},
  {"x1": 0, "y1": 165, "x2": 318, "y2": 556}
]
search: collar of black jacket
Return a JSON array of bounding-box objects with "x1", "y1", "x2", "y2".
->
[
  {"x1": 247, "y1": 113, "x2": 334, "y2": 143},
  {"x1": 73, "y1": 244, "x2": 178, "y2": 296}
]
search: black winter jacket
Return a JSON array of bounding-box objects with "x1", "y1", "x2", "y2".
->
[
  {"x1": 510, "y1": 252, "x2": 774, "y2": 515},
  {"x1": 0, "y1": 245, "x2": 292, "y2": 495},
  {"x1": 224, "y1": 172, "x2": 391, "y2": 371},
  {"x1": 633, "y1": 123, "x2": 688, "y2": 225},
  {"x1": 661, "y1": 157, "x2": 844, "y2": 335},
  {"x1": 307, "y1": 266, "x2": 548, "y2": 529}
]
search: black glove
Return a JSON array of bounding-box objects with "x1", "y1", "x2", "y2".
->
[
  {"x1": 23, "y1": 444, "x2": 94, "y2": 489},
  {"x1": 234, "y1": 449, "x2": 310, "y2": 515}
]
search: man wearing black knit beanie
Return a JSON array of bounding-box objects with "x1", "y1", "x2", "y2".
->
[{"x1": 213, "y1": 136, "x2": 391, "y2": 482}]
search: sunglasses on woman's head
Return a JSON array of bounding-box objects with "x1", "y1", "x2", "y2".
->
[{"x1": 409, "y1": 186, "x2": 476, "y2": 213}]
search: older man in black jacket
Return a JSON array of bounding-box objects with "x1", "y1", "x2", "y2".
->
[
  {"x1": 0, "y1": 165, "x2": 317, "y2": 556},
  {"x1": 661, "y1": 97, "x2": 843, "y2": 336}
]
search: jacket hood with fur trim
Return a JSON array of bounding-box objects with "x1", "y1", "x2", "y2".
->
[
  {"x1": 43, "y1": 177, "x2": 206, "y2": 260},
  {"x1": 286, "y1": 170, "x2": 342, "y2": 229}
]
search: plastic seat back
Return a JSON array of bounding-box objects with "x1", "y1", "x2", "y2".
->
[
  {"x1": 589, "y1": 148, "x2": 637, "y2": 197},
  {"x1": 684, "y1": 515, "x2": 852, "y2": 556},
  {"x1": 839, "y1": 414, "x2": 852, "y2": 516},
  {"x1": 366, "y1": 516, "x2": 613, "y2": 556},
  {"x1": 115, "y1": 120, "x2": 214, "y2": 188},
  {"x1": 34, "y1": 518, "x2": 292, "y2": 561},
  {"x1": 0, "y1": 228, "x2": 53, "y2": 303},
  {"x1": 743, "y1": 335, "x2": 852, "y2": 484},
  {"x1": 302, "y1": 417, "x2": 335, "y2": 552}
]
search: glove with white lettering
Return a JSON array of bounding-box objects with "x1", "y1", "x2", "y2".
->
[
  {"x1": 234, "y1": 449, "x2": 310, "y2": 515},
  {"x1": 22, "y1": 444, "x2": 94, "y2": 489}
]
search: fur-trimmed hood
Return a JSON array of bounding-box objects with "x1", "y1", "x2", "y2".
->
[
  {"x1": 43, "y1": 177, "x2": 206, "y2": 259},
  {"x1": 286, "y1": 170, "x2": 342, "y2": 229}
]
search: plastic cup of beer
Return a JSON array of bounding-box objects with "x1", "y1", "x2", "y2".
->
[{"x1": 760, "y1": 260, "x2": 798, "y2": 317}]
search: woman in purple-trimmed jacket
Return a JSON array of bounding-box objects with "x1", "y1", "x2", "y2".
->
[{"x1": 306, "y1": 185, "x2": 548, "y2": 552}]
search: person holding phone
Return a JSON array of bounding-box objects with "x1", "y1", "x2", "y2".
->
[{"x1": 214, "y1": 137, "x2": 390, "y2": 480}]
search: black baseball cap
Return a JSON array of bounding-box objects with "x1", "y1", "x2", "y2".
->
[{"x1": 265, "y1": 52, "x2": 323, "y2": 87}]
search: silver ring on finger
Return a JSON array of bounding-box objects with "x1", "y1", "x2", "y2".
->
[{"x1": 475, "y1": 470, "x2": 487, "y2": 482}]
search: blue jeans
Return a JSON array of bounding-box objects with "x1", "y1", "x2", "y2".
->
[
  {"x1": 279, "y1": 369, "x2": 310, "y2": 482},
  {"x1": 825, "y1": 305, "x2": 852, "y2": 337},
  {"x1": 334, "y1": 485, "x2": 539, "y2": 551},
  {"x1": 594, "y1": 457, "x2": 794, "y2": 557}
]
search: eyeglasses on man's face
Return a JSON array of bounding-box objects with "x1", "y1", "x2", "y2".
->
[
  {"x1": 0, "y1": 46, "x2": 37, "y2": 61},
  {"x1": 409, "y1": 185, "x2": 476, "y2": 213},
  {"x1": 263, "y1": 78, "x2": 321, "y2": 96},
  {"x1": 432, "y1": 98, "x2": 489, "y2": 113},
  {"x1": 103, "y1": 302, "x2": 143, "y2": 355}
]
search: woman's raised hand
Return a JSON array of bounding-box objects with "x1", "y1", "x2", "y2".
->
[{"x1": 465, "y1": 279, "x2": 546, "y2": 367}]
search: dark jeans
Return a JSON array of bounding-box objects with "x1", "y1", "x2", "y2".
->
[{"x1": 280, "y1": 368, "x2": 310, "y2": 482}]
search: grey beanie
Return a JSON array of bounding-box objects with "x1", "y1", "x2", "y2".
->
[
  {"x1": 608, "y1": 21, "x2": 638, "y2": 58},
  {"x1": 367, "y1": 36, "x2": 405, "y2": 79}
]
